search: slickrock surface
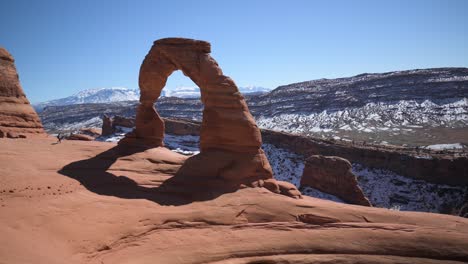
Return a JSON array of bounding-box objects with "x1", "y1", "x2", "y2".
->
[
  {"x1": 0, "y1": 47, "x2": 44, "y2": 137},
  {"x1": 301, "y1": 155, "x2": 371, "y2": 206},
  {"x1": 120, "y1": 38, "x2": 297, "y2": 197},
  {"x1": 1, "y1": 138, "x2": 468, "y2": 264}
]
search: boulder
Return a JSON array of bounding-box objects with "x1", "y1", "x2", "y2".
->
[
  {"x1": 79, "y1": 128, "x2": 101, "y2": 138},
  {"x1": 301, "y1": 155, "x2": 371, "y2": 206},
  {"x1": 163, "y1": 118, "x2": 200, "y2": 136},
  {"x1": 101, "y1": 115, "x2": 135, "y2": 136},
  {"x1": 67, "y1": 133, "x2": 95, "y2": 141},
  {"x1": 0, "y1": 47, "x2": 45, "y2": 137},
  {"x1": 113, "y1": 116, "x2": 135, "y2": 128},
  {"x1": 101, "y1": 115, "x2": 114, "y2": 136}
]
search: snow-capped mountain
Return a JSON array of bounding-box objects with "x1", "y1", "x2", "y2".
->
[
  {"x1": 34, "y1": 87, "x2": 140, "y2": 112},
  {"x1": 162, "y1": 86, "x2": 272, "y2": 98},
  {"x1": 163, "y1": 86, "x2": 200, "y2": 98},
  {"x1": 239, "y1": 85, "x2": 272, "y2": 94},
  {"x1": 35, "y1": 86, "x2": 272, "y2": 110}
]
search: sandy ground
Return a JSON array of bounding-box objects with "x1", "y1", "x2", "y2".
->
[{"x1": 1, "y1": 137, "x2": 468, "y2": 264}]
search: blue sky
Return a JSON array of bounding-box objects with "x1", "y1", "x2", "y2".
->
[{"x1": 1, "y1": 0, "x2": 467, "y2": 103}]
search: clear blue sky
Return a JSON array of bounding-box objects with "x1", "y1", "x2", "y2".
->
[{"x1": 1, "y1": 0, "x2": 467, "y2": 103}]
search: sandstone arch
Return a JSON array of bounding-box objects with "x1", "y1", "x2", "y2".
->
[{"x1": 120, "y1": 38, "x2": 300, "y2": 198}]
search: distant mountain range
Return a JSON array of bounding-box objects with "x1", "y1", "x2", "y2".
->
[
  {"x1": 34, "y1": 87, "x2": 140, "y2": 112},
  {"x1": 34, "y1": 86, "x2": 271, "y2": 111},
  {"x1": 164, "y1": 85, "x2": 271, "y2": 98}
]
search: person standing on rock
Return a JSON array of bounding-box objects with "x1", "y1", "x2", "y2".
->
[{"x1": 57, "y1": 133, "x2": 63, "y2": 143}]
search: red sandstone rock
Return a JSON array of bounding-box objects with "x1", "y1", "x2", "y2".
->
[
  {"x1": 119, "y1": 38, "x2": 297, "y2": 197},
  {"x1": 162, "y1": 118, "x2": 200, "y2": 136},
  {"x1": 1, "y1": 138, "x2": 467, "y2": 263},
  {"x1": 67, "y1": 133, "x2": 95, "y2": 141},
  {"x1": 101, "y1": 115, "x2": 114, "y2": 136},
  {"x1": 6, "y1": 131, "x2": 26, "y2": 138},
  {"x1": 301, "y1": 155, "x2": 371, "y2": 206},
  {"x1": 79, "y1": 128, "x2": 101, "y2": 138},
  {"x1": 0, "y1": 47, "x2": 45, "y2": 137},
  {"x1": 113, "y1": 116, "x2": 135, "y2": 128},
  {"x1": 102, "y1": 115, "x2": 135, "y2": 136}
]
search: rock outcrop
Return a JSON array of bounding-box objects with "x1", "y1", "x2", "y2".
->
[
  {"x1": 163, "y1": 118, "x2": 200, "y2": 136},
  {"x1": 101, "y1": 115, "x2": 114, "y2": 136},
  {"x1": 67, "y1": 133, "x2": 95, "y2": 141},
  {"x1": 101, "y1": 115, "x2": 135, "y2": 136},
  {"x1": 301, "y1": 155, "x2": 371, "y2": 206},
  {"x1": 119, "y1": 38, "x2": 299, "y2": 197},
  {"x1": 79, "y1": 128, "x2": 101, "y2": 138},
  {"x1": 0, "y1": 47, "x2": 44, "y2": 137}
]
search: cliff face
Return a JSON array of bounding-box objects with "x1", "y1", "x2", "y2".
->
[{"x1": 0, "y1": 47, "x2": 44, "y2": 137}]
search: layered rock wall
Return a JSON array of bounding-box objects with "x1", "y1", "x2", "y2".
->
[{"x1": 0, "y1": 47, "x2": 44, "y2": 137}]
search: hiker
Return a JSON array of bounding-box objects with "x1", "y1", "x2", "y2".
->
[{"x1": 57, "y1": 133, "x2": 63, "y2": 143}]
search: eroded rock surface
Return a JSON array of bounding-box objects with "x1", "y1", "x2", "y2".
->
[
  {"x1": 119, "y1": 38, "x2": 298, "y2": 197},
  {"x1": 1, "y1": 138, "x2": 467, "y2": 264},
  {"x1": 301, "y1": 155, "x2": 371, "y2": 206},
  {"x1": 0, "y1": 47, "x2": 44, "y2": 137}
]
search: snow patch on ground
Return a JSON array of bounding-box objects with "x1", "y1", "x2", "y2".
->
[
  {"x1": 353, "y1": 164, "x2": 467, "y2": 212},
  {"x1": 424, "y1": 143, "x2": 464, "y2": 150},
  {"x1": 163, "y1": 134, "x2": 200, "y2": 155},
  {"x1": 301, "y1": 187, "x2": 345, "y2": 203},
  {"x1": 47, "y1": 117, "x2": 103, "y2": 132},
  {"x1": 262, "y1": 144, "x2": 305, "y2": 188}
]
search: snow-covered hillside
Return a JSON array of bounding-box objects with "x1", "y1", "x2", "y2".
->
[
  {"x1": 257, "y1": 98, "x2": 468, "y2": 135},
  {"x1": 34, "y1": 87, "x2": 140, "y2": 111}
]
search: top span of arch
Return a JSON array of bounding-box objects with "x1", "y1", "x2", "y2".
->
[{"x1": 154, "y1": 38, "x2": 211, "y2": 53}]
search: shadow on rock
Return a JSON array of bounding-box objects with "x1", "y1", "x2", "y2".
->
[{"x1": 58, "y1": 145, "x2": 238, "y2": 206}]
